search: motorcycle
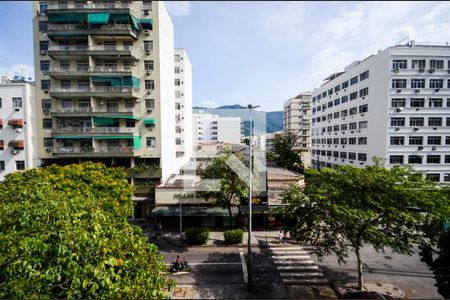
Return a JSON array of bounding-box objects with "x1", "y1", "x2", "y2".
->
[{"x1": 169, "y1": 260, "x2": 191, "y2": 273}]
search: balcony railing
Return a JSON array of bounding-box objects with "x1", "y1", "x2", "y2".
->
[
  {"x1": 53, "y1": 127, "x2": 136, "y2": 134},
  {"x1": 48, "y1": 45, "x2": 140, "y2": 57},
  {"x1": 50, "y1": 86, "x2": 136, "y2": 93},
  {"x1": 53, "y1": 147, "x2": 134, "y2": 154},
  {"x1": 50, "y1": 106, "x2": 136, "y2": 114},
  {"x1": 49, "y1": 66, "x2": 132, "y2": 73},
  {"x1": 47, "y1": 23, "x2": 138, "y2": 36},
  {"x1": 47, "y1": 2, "x2": 133, "y2": 10}
]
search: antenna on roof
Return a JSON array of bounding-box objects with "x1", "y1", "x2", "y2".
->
[{"x1": 395, "y1": 37, "x2": 410, "y2": 47}]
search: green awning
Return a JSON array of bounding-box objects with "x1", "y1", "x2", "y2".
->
[
  {"x1": 133, "y1": 135, "x2": 141, "y2": 150},
  {"x1": 91, "y1": 76, "x2": 139, "y2": 89},
  {"x1": 99, "y1": 116, "x2": 140, "y2": 120},
  {"x1": 88, "y1": 13, "x2": 110, "y2": 25},
  {"x1": 131, "y1": 77, "x2": 140, "y2": 90},
  {"x1": 151, "y1": 206, "x2": 239, "y2": 217},
  {"x1": 130, "y1": 14, "x2": 140, "y2": 31},
  {"x1": 53, "y1": 136, "x2": 93, "y2": 139},
  {"x1": 93, "y1": 116, "x2": 116, "y2": 125},
  {"x1": 144, "y1": 118, "x2": 156, "y2": 125},
  {"x1": 140, "y1": 18, "x2": 153, "y2": 24},
  {"x1": 109, "y1": 14, "x2": 130, "y2": 22},
  {"x1": 93, "y1": 136, "x2": 133, "y2": 140}
]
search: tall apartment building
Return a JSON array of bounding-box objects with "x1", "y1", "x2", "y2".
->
[
  {"x1": 283, "y1": 92, "x2": 312, "y2": 167},
  {"x1": 311, "y1": 41, "x2": 450, "y2": 182},
  {"x1": 174, "y1": 49, "x2": 193, "y2": 166},
  {"x1": 0, "y1": 78, "x2": 39, "y2": 180},
  {"x1": 33, "y1": 1, "x2": 193, "y2": 217},
  {"x1": 193, "y1": 111, "x2": 241, "y2": 144}
]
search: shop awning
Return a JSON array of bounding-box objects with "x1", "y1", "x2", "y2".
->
[
  {"x1": 88, "y1": 13, "x2": 110, "y2": 25},
  {"x1": 8, "y1": 119, "x2": 24, "y2": 126},
  {"x1": 8, "y1": 140, "x2": 24, "y2": 149},
  {"x1": 143, "y1": 118, "x2": 156, "y2": 125},
  {"x1": 151, "y1": 206, "x2": 239, "y2": 217}
]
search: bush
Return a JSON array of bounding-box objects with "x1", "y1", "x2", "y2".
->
[
  {"x1": 224, "y1": 229, "x2": 244, "y2": 244},
  {"x1": 185, "y1": 228, "x2": 210, "y2": 245}
]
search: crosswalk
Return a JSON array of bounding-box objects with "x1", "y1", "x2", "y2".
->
[{"x1": 270, "y1": 245, "x2": 328, "y2": 285}]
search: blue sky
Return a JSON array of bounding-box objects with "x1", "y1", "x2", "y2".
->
[{"x1": 1, "y1": 1, "x2": 449, "y2": 111}]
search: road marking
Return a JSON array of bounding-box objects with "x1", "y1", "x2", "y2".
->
[
  {"x1": 271, "y1": 255, "x2": 311, "y2": 259},
  {"x1": 239, "y1": 248, "x2": 248, "y2": 284},
  {"x1": 271, "y1": 250, "x2": 308, "y2": 255},
  {"x1": 277, "y1": 265, "x2": 319, "y2": 270},
  {"x1": 273, "y1": 260, "x2": 315, "y2": 265},
  {"x1": 165, "y1": 262, "x2": 241, "y2": 266}
]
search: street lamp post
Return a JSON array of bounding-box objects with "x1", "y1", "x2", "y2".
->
[{"x1": 247, "y1": 104, "x2": 259, "y2": 291}]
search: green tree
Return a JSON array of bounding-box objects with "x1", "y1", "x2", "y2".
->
[
  {"x1": 197, "y1": 151, "x2": 248, "y2": 229},
  {"x1": 280, "y1": 162, "x2": 449, "y2": 289},
  {"x1": 271, "y1": 130, "x2": 304, "y2": 174},
  {"x1": 0, "y1": 162, "x2": 174, "y2": 299}
]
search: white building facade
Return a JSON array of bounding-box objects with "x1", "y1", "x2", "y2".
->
[
  {"x1": 311, "y1": 41, "x2": 450, "y2": 182},
  {"x1": 0, "y1": 80, "x2": 39, "y2": 180},
  {"x1": 283, "y1": 92, "x2": 312, "y2": 167},
  {"x1": 193, "y1": 112, "x2": 241, "y2": 144}
]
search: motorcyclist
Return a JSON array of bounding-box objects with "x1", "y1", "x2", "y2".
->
[{"x1": 174, "y1": 254, "x2": 183, "y2": 271}]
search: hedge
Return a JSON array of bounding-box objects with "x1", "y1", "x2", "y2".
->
[
  {"x1": 224, "y1": 229, "x2": 244, "y2": 244},
  {"x1": 185, "y1": 228, "x2": 210, "y2": 245}
]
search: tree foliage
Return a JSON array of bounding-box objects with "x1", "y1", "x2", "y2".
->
[
  {"x1": 281, "y1": 162, "x2": 450, "y2": 289},
  {"x1": 270, "y1": 130, "x2": 304, "y2": 174},
  {"x1": 0, "y1": 162, "x2": 174, "y2": 299},
  {"x1": 197, "y1": 151, "x2": 248, "y2": 229}
]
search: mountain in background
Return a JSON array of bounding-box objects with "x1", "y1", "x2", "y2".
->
[{"x1": 192, "y1": 104, "x2": 283, "y2": 134}]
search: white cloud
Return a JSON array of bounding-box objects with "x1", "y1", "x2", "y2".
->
[
  {"x1": 165, "y1": 1, "x2": 191, "y2": 17},
  {"x1": 0, "y1": 64, "x2": 34, "y2": 80}
]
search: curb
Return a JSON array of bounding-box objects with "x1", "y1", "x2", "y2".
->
[{"x1": 160, "y1": 236, "x2": 302, "y2": 248}]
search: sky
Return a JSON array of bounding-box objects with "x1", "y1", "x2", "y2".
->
[{"x1": 0, "y1": 1, "x2": 449, "y2": 111}]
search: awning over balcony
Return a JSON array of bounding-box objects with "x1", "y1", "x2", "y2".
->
[
  {"x1": 48, "y1": 13, "x2": 87, "y2": 23},
  {"x1": 130, "y1": 14, "x2": 140, "y2": 31},
  {"x1": 8, "y1": 119, "x2": 24, "y2": 126},
  {"x1": 151, "y1": 206, "x2": 239, "y2": 217},
  {"x1": 143, "y1": 118, "x2": 156, "y2": 125},
  {"x1": 91, "y1": 76, "x2": 140, "y2": 89},
  {"x1": 9, "y1": 140, "x2": 24, "y2": 149},
  {"x1": 53, "y1": 136, "x2": 94, "y2": 139},
  {"x1": 140, "y1": 18, "x2": 153, "y2": 29},
  {"x1": 87, "y1": 13, "x2": 110, "y2": 25},
  {"x1": 133, "y1": 135, "x2": 141, "y2": 150}
]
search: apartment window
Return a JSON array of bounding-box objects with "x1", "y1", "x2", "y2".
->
[
  {"x1": 350, "y1": 76, "x2": 358, "y2": 85},
  {"x1": 391, "y1": 117, "x2": 405, "y2": 126},
  {"x1": 341, "y1": 109, "x2": 348, "y2": 117},
  {"x1": 349, "y1": 107, "x2": 357, "y2": 115},
  {"x1": 428, "y1": 117, "x2": 442, "y2": 126},
  {"x1": 145, "y1": 99, "x2": 155, "y2": 109},
  {"x1": 390, "y1": 137, "x2": 404, "y2": 145},
  {"x1": 0, "y1": 161, "x2": 4, "y2": 171},
  {"x1": 39, "y1": 21, "x2": 48, "y2": 32},
  {"x1": 321, "y1": 116, "x2": 326, "y2": 121},
  {"x1": 359, "y1": 104, "x2": 368, "y2": 113},
  {"x1": 174, "y1": 54, "x2": 181, "y2": 62},
  {"x1": 350, "y1": 92, "x2": 358, "y2": 100},
  {"x1": 412, "y1": 60, "x2": 425, "y2": 69},
  {"x1": 390, "y1": 155, "x2": 404, "y2": 164},
  {"x1": 429, "y1": 98, "x2": 442, "y2": 108},
  {"x1": 317, "y1": 94, "x2": 322, "y2": 100},
  {"x1": 43, "y1": 138, "x2": 53, "y2": 147},
  {"x1": 392, "y1": 79, "x2": 406, "y2": 89},
  {"x1": 359, "y1": 88, "x2": 368, "y2": 97},
  {"x1": 322, "y1": 104, "x2": 327, "y2": 110},
  {"x1": 327, "y1": 138, "x2": 332, "y2": 145},
  {"x1": 408, "y1": 155, "x2": 422, "y2": 164},
  {"x1": 341, "y1": 124, "x2": 348, "y2": 131},
  {"x1": 41, "y1": 80, "x2": 50, "y2": 90},
  {"x1": 322, "y1": 92, "x2": 327, "y2": 98},
  {"x1": 16, "y1": 161, "x2": 25, "y2": 171},
  {"x1": 426, "y1": 174, "x2": 440, "y2": 182},
  {"x1": 12, "y1": 97, "x2": 22, "y2": 108},
  {"x1": 410, "y1": 98, "x2": 424, "y2": 107},
  {"x1": 43, "y1": 118, "x2": 52, "y2": 129},
  {"x1": 448, "y1": 80, "x2": 450, "y2": 89},
  {"x1": 144, "y1": 60, "x2": 154, "y2": 71},
  {"x1": 340, "y1": 152, "x2": 347, "y2": 159},
  {"x1": 411, "y1": 79, "x2": 425, "y2": 89},
  {"x1": 175, "y1": 102, "x2": 182, "y2": 110},
  {"x1": 410, "y1": 117, "x2": 424, "y2": 127},
  {"x1": 332, "y1": 151, "x2": 338, "y2": 158},
  {"x1": 144, "y1": 41, "x2": 154, "y2": 52},
  {"x1": 341, "y1": 138, "x2": 347, "y2": 144},
  {"x1": 0, "y1": 98, "x2": 2, "y2": 108},
  {"x1": 39, "y1": 41, "x2": 49, "y2": 51},
  {"x1": 327, "y1": 126, "x2": 332, "y2": 132},
  {"x1": 327, "y1": 113, "x2": 333, "y2": 121},
  {"x1": 326, "y1": 102, "x2": 332, "y2": 109},
  {"x1": 146, "y1": 137, "x2": 156, "y2": 147},
  {"x1": 175, "y1": 79, "x2": 181, "y2": 86},
  {"x1": 391, "y1": 98, "x2": 406, "y2": 107},
  {"x1": 349, "y1": 152, "x2": 356, "y2": 160},
  {"x1": 446, "y1": 136, "x2": 450, "y2": 145},
  {"x1": 342, "y1": 81, "x2": 349, "y2": 89},
  {"x1": 39, "y1": 2, "x2": 48, "y2": 13},
  {"x1": 334, "y1": 98, "x2": 340, "y2": 106},
  {"x1": 61, "y1": 80, "x2": 71, "y2": 89},
  {"x1": 445, "y1": 173, "x2": 450, "y2": 182},
  {"x1": 427, "y1": 136, "x2": 441, "y2": 145},
  {"x1": 145, "y1": 80, "x2": 154, "y2": 90},
  {"x1": 175, "y1": 90, "x2": 181, "y2": 98},
  {"x1": 358, "y1": 153, "x2": 367, "y2": 161},
  {"x1": 358, "y1": 137, "x2": 367, "y2": 145},
  {"x1": 359, "y1": 121, "x2": 367, "y2": 129},
  {"x1": 409, "y1": 136, "x2": 423, "y2": 145},
  {"x1": 333, "y1": 125, "x2": 339, "y2": 132},
  {"x1": 430, "y1": 59, "x2": 444, "y2": 69},
  {"x1": 392, "y1": 60, "x2": 407, "y2": 69},
  {"x1": 42, "y1": 99, "x2": 52, "y2": 109},
  {"x1": 349, "y1": 138, "x2": 356, "y2": 145},
  {"x1": 326, "y1": 151, "x2": 332, "y2": 157},
  {"x1": 349, "y1": 122, "x2": 357, "y2": 130},
  {"x1": 333, "y1": 138, "x2": 339, "y2": 144},
  {"x1": 327, "y1": 89, "x2": 333, "y2": 96},
  {"x1": 175, "y1": 138, "x2": 182, "y2": 145},
  {"x1": 445, "y1": 155, "x2": 450, "y2": 164},
  {"x1": 174, "y1": 66, "x2": 181, "y2": 74},
  {"x1": 447, "y1": 117, "x2": 450, "y2": 126},
  {"x1": 333, "y1": 111, "x2": 340, "y2": 118},
  {"x1": 334, "y1": 85, "x2": 341, "y2": 93},
  {"x1": 430, "y1": 79, "x2": 443, "y2": 89},
  {"x1": 360, "y1": 71, "x2": 369, "y2": 81}
]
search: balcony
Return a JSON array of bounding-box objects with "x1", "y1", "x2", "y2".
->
[
  {"x1": 50, "y1": 106, "x2": 136, "y2": 117},
  {"x1": 47, "y1": 23, "x2": 138, "y2": 39},
  {"x1": 52, "y1": 146, "x2": 135, "y2": 157},
  {"x1": 47, "y1": 2, "x2": 135, "y2": 14},
  {"x1": 49, "y1": 86, "x2": 139, "y2": 99},
  {"x1": 48, "y1": 66, "x2": 133, "y2": 79},
  {"x1": 52, "y1": 127, "x2": 137, "y2": 135},
  {"x1": 47, "y1": 45, "x2": 140, "y2": 60}
]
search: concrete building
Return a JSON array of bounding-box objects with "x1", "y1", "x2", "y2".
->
[
  {"x1": 32, "y1": 1, "x2": 193, "y2": 217},
  {"x1": 0, "y1": 78, "x2": 39, "y2": 180},
  {"x1": 193, "y1": 111, "x2": 241, "y2": 144},
  {"x1": 266, "y1": 130, "x2": 282, "y2": 152},
  {"x1": 283, "y1": 92, "x2": 312, "y2": 167},
  {"x1": 311, "y1": 41, "x2": 450, "y2": 182}
]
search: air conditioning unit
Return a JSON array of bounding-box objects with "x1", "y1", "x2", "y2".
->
[
  {"x1": 42, "y1": 71, "x2": 48, "y2": 75},
  {"x1": 361, "y1": 114, "x2": 365, "y2": 117},
  {"x1": 147, "y1": 109, "x2": 152, "y2": 113},
  {"x1": 435, "y1": 88, "x2": 440, "y2": 92},
  {"x1": 342, "y1": 117, "x2": 346, "y2": 120},
  {"x1": 414, "y1": 89, "x2": 420, "y2": 93},
  {"x1": 146, "y1": 90, "x2": 152, "y2": 95},
  {"x1": 342, "y1": 159, "x2": 345, "y2": 162},
  {"x1": 135, "y1": 99, "x2": 140, "y2": 103},
  {"x1": 144, "y1": 10, "x2": 149, "y2": 15},
  {"x1": 432, "y1": 146, "x2": 437, "y2": 151},
  {"x1": 396, "y1": 89, "x2": 401, "y2": 93},
  {"x1": 147, "y1": 128, "x2": 153, "y2": 132},
  {"x1": 429, "y1": 69, "x2": 435, "y2": 73},
  {"x1": 357, "y1": 130, "x2": 361, "y2": 133},
  {"x1": 99, "y1": 101, "x2": 105, "y2": 106},
  {"x1": 342, "y1": 145, "x2": 345, "y2": 148},
  {"x1": 16, "y1": 128, "x2": 23, "y2": 133},
  {"x1": 396, "y1": 108, "x2": 402, "y2": 112},
  {"x1": 145, "y1": 50, "x2": 151, "y2": 55},
  {"x1": 419, "y1": 67, "x2": 425, "y2": 73},
  {"x1": 44, "y1": 90, "x2": 48, "y2": 94},
  {"x1": 144, "y1": 30, "x2": 151, "y2": 35},
  {"x1": 43, "y1": 109, "x2": 49, "y2": 114},
  {"x1": 40, "y1": 50, "x2": 47, "y2": 55},
  {"x1": 418, "y1": 146, "x2": 423, "y2": 150},
  {"x1": 11, "y1": 150, "x2": 19, "y2": 155},
  {"x1": 413, "y1": 127, "x2": 419, "y2": 131},
  {"x1": 395, "y1": 128, "x2": 400, "y2": 131},
  {"x1": 350, "y1": 130, "x2": 354, "y2": 133},
  {"x1": 433, "y1": 127, "x2": 437, "y2": 130},
  {"x1": 46, "y1": 147, "x2": 52, "y2": 152},
  {"x1": 393, "y1": 68, "x2": 399, "y2": 73},
  {"x1": 146, "y1": 70, "x2": 152, "y2": 75}
]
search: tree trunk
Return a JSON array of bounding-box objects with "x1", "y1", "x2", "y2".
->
[
  {"x1": 228, "y1": 206, "x2": 233, "y2": 230},
  {"x1": 355, "y1": 247, "x2": 364, "y2": 290}
]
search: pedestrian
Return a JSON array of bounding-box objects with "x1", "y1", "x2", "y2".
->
[
  {"x1": 278, "y1": 231, "x2": 284, "y2": 244},
  {"x1": 283, "y1": 230, "x2": 289, "y2": 243}
]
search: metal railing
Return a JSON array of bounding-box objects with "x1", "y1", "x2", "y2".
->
[
  {"x1": 49, "y1": 66, "x2": 132, "y2": 73},
  {"x1": 53, "y1": 127, "x2": 136, "y2": 134},
  {"x1": 48, "y1": 2, "x2": 132, "y2": 10},
  {"x1": 48, "y1": 23, "x2": 136, "y2": 33},
  {"x1": 51, "y1": 107, "x2": 93, "y2": 113},
  {"x1": 50, "y1": 86, "x2": 136, "y2": 93},
  {"x1": 53, "y1": 147, "x2": 134, "y2": 154},
  {"x1": 48, "y1": 45, "x2": 139, "y2": 55}
]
